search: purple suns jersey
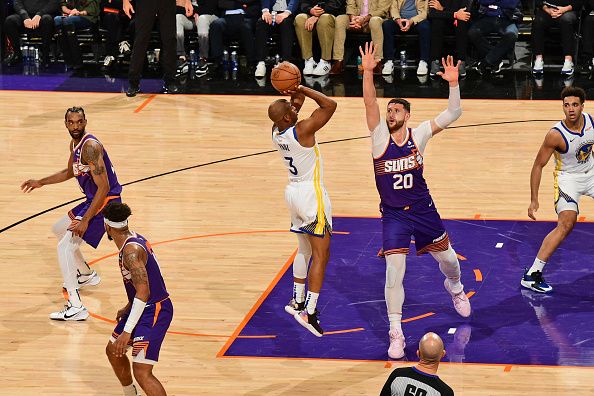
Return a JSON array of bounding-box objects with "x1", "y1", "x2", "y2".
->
[
  {"x1": 371, "y1": 119, "x2": 433, "y2": 208},
  {"x1": 118, "y1": 233, "x2": 170, "y2": 305},
  {"x1": 71, "y1": 134, "x2": 122, "y2": 201}
]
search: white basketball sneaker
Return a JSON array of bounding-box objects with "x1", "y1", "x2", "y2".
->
[
  {"x1": 50, "y1": 301, "x2": 89, "y2": 321},
  {"x1": 388, "y1": 329, "x2": 406, "y2": 359}
]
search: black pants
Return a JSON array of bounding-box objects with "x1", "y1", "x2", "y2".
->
[
  {"x1": 254, "y1": 15, "x2": 295, "y2": 62},
  {"x1": 531, "y1": 8, "x2": 577, "y2": 56},
  {"x1": 128, "y1": 0, "x2": 176, "y2": 84},
  {"x1": 4, "y1": 13, "x2": 54, "y2": 58},
  {"x1": 102, "y1": 12, "x2": 133, "y2": 57},
  {"x1": 581, "y1": 14, "x2": 594, "y2": 58},
  {"x1": 429, "y1": 18, "x2": 468, "y2": 61},
  {"x1": 209, "y1": 14, "x2": 257, "y2": 64},
  {"x1": 382, "y1": 18, "x2": 431, "y2": 62},
  {"x1": 468, "y1": 16, "x2": 518, "y2": 65}
]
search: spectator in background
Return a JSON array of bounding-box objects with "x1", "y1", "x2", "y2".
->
[
  {"x1": 382, "y1": 0, "x2": 431, "y2": 76},
  {"x1": 100, "y1": 0, "x2": 133, "y2": 71},
  {"x1": 294, "y1": 0, "x2": 346, "y2": 76},
  {"x1": 209, "y1": 0, "x2": 259, "y2": 73},
  {"x1": 380, "y1": 332, "x2": 454, "y2": 396},
  {"x1": 193, "y1": 0, "x2": 219, "y2": 76},
  {"x1": 330, "y1": 0, "x2": 390, "y2": 74},
  {"x1": 579, "y1": 0, "x2": 594, "y2": 74},
  {"x1": 467, "y1": 0, "x2": 520, "y2": 75},
  {"x1": 531, "y1": 0, "x2": 582, "y2": 76},
  {"x1": 175, "y1": 0, "x2": 197, "y2": 75},
  {"x1": 3, "y1": 0, "x2": 59, "y2": 66},
  {"x1": 254, "y1": 0, "x2": 299, "y2": 78},
  {"x1": 55, "y1": 0, "x2": 100, "y2": 69},
  {"x1": 428, "y1": 0, "x2": 470, "y2": 77},
  {"x1": 124, "y1": 0, "x2": 190, "y2": 96}
]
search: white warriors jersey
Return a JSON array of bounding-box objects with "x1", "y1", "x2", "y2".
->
[
  {"x1": 552, "y1": 112, "x2": 594, "y2": 175},
  {"x1": 272, "y1": 125, "x2": 325, "y2": 183}
]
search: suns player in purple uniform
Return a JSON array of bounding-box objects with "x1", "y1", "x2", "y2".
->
[
  {"x1": 21, "y1": 107, "x2": 122, "y2": 321},
  {"x1": 360, "y1": 42, "x2": 471, "y2": 359},
  {"x1": 103, "y1": 202, "x2": 173, "y2": 396}
]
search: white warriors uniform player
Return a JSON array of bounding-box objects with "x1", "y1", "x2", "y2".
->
[
  {"x1": 523, "y1": 86, "x2": 594, "y2": 294},
  {"x1": 272, "y1": 125, "x2": 332, "y2": 237},
  {"x1": 268, "y1": 86, "x2": 337, "y2": 337}
]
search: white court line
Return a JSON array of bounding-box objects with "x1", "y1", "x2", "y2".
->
[
  {"x1": 448, "y1": 328, "x2": 457, "y2": 335},
  {"x1": 495, "y1": 242, "x2": 504, "y2": 248}
]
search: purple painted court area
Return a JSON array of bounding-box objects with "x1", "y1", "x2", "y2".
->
[{"x1": 224, "y1": 217, "x2": 594, "y2": 367}]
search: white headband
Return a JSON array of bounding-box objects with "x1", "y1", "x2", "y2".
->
[{"x1": 104, "y1": 218, "x2": 128, "y2": 228}]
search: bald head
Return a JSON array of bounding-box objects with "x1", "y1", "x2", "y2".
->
[
  {"x1": 268, "y1": 99, "x2": 290, "y2": 123},
  {"x1": 418, "y1": 332, "x2": 445, "y2": 363}
]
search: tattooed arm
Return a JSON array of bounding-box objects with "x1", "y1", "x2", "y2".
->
[
  {"x1": 112, "y1": 244, "x2": 150, "y2": 357},
  {"x1": 71, "y1": 140, "x2": 110, "y2": 237},
  {"x1": 122, "y1": 244, "x2": 150, "y2": 302}
]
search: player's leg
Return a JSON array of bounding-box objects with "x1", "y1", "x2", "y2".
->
[
  {"x1": 285, "y1": 233, "x2": 311, "y2": 315},
  {"x1": 52, "y1": 213, "x2": 100, "y2": 287},
  {"x1": 523, "y1": 210, "x2": 577, "y2": 293},
  {"x1": 133, "y1": 363, "x2": 166, "y2": 396},
  {"x1": 381, "y1": 205, "x2": 412, "y2": 359},
  {"x1": 106, "y1": 341, "x2": 140, "y2": 396},
  {"x1": 412, "y1": 197, "x2": 471, "y2": 317},
  {"x1": 523, "y1": 174, "x2": 580, "y2": 293},
  {"x1": 430, "y1": 244, "x2": 471, "y2": 317},
  {"x1": 50, "y1": 230, "x2": 89, "y2": 320},
  {"x1": 293, "y1": 231, "x2": 330, "y2": 337},
  {"x1": 385, "y1": 252, "x2": 407, "y2": 359}
]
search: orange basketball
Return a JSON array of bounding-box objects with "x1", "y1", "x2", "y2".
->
[{"x1": 271, "y1": 62, "x2": 301, "y2": 93}]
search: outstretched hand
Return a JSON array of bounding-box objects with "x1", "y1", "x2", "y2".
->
[
  {"x1": 436, "y1": 55, "x2": 460, "y2": 84},
  {"x1": 358, "y1": 41, "x2": 377, "y2": 72}
]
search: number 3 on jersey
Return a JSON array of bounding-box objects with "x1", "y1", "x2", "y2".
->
[
  {"x1": 284, "y1": 156, "x2": 298, "y2": 175},
  {"x1": 393, "y1": 173, "x2": 413, "y2": 189}
]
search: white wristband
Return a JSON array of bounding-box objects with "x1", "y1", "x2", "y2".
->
[{"x1": 123, "y1": 298, "x2": 146, "y2": 333}]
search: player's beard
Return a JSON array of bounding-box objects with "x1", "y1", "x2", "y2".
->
[
  {"x1": 69, "y1": 127, "x2": 85, "y2": 140},
  {"x1": 388, "y1": 119, "x2": 405, "y2": 133}
]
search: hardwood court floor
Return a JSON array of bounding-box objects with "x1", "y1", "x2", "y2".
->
[{"x1": 1, "y1": 90, "x2": 593, "y2": 395}]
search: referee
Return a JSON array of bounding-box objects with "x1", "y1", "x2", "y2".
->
[
  {"x1": 123, "y1": 0, "x2": 191, "y2": 96},
  {"x1": 380, "y1": 332, "x2": 454, "y2": 396}
]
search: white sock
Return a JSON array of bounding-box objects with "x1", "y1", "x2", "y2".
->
[
  {"x1": 123, "y1": 383, "x2": 137, "y2": 396},
  {"x1": 431, "y1": 245, "x2": 463, "y2": 294},
  {"x1": 58, "y1": 231, "x2": 82, "y2": 292},
  {"x1": 388, "y1": 313, "x2": 402, "y2": 333},
  {"x1": 528, "y1": 258, "x2": 546, "y2": 275},
  {"x1": 305, "y1": 291, "x2": 319, "y2": 315},
  {"x1": 293, "y1": 282, "x2": 306, "y2": 303},
  {"x1": 67, "y1": 288, "x2": 82, "y2": 307}
]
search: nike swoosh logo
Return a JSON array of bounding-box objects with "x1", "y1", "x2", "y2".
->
[
  {"x1": 570, "y1": 138, "x2": 577, "y2": 142},
  {"x1": 64, "y1": 311, "x2": 80, "y2": 319}
]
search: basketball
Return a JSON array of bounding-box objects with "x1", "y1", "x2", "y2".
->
[{"x1": 271, "y1": 62, "x2": 301, "y2": 93}]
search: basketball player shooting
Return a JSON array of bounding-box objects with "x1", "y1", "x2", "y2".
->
[
  {"x1": 268, "y1": 85, "x2": 337, "y2": 337},
  {"x1": 360, "y1": 42, "x2": 471, "y2": 359}
]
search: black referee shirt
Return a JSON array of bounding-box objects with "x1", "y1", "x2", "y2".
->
[{"x1": 380, "y1": 367, "x2": 454, "y2": 396}]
